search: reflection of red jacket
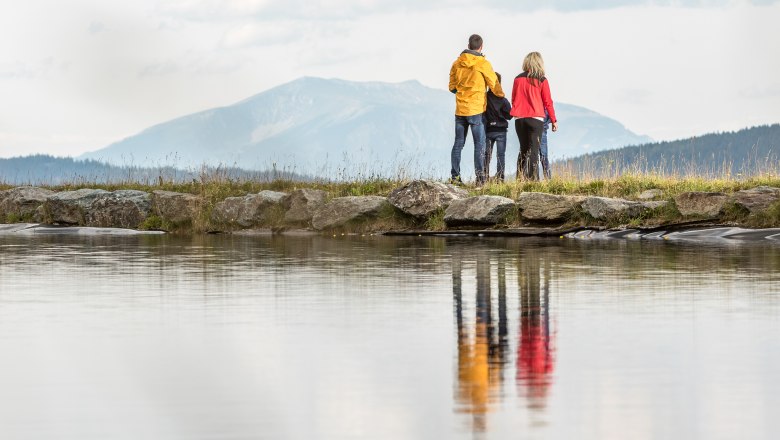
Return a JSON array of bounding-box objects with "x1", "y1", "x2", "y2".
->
[
  {"x1": 510, "y1": 72, "x2": 557, "y2": 123},
  {"x1": 516, "y1": 318, "x2": 555, "y2": 397}
]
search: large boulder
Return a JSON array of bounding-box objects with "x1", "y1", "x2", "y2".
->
[
  {"x1": 387, "y1": 180, "x2": 469, "y2": 219},
  {"x1": 674, "y1": 192, "x2": 730, "y2": 217},
  {"x1": 582, "y1": 196, "x2": 649, "y2": 220},
  {"x1": 0, "y1": 187, "x2": 55, "y2": 222},
  {"x1": 444, "y1": 195, "x2": 515, "y2": 226},
  {"x1": 85, "y1": 190, "x2": 152, "y2": 229},
  {"x1": 517, "y1": 192, "x2": 584, "y2": 222},
  {"x1": 311, "y1": 196, "x2": 391, "y2": 230},
  {"x1": 282, "y1": 189, "x2": 328, "y2": 224},
  {"x1": 44, "y1": 189, "x2": 110, "y2": 225},
  {"x1": 152, "y1": 190, "x2": 201, "y2": 224},
  {"x1": 733, "y1": 186, "x2": 780, "y2": 214},
  {"x1": 211, "y1": 190, "x2": 287, "y2": 228}
]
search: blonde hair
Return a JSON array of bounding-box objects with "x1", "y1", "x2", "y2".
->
[{"x1": 522, "y1": 52, "x2": 546, "y2": 86}]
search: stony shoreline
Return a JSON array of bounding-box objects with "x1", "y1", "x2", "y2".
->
[{"x1": 0, "y1": 180, "x2": 778, "y2": 234}]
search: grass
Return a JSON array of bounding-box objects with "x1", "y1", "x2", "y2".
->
[{"x1": 2, "y1": 169, "x2": 780, "y2": 233}]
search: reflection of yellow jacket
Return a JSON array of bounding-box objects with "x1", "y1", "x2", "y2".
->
[{"x1": 449, "y1": 51, "x2": 504, "y2": 117}]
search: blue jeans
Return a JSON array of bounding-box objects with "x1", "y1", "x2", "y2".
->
[
  {"x1": 540, "y1": 111, "x2": 551, "y2": 179},
  {"x1": 485, "y1": 131, "x2": 507, "y2": 181},
  {"x1": 451, "y1": 114, "x2": 486, "y2": 182}
]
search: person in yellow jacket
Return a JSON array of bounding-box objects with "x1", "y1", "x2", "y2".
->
[{"x1": 448, "y1": 34, "x2": 504, "y2": 186}]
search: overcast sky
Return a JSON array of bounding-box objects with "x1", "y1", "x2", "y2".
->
[{"x1": 1, "y1": 0, "x2": 779, "y2": 158}]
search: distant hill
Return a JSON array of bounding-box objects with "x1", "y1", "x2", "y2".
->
[
  {"x1": 0, "y1": 155, "x2": 302, "y2": 186},
  {"x1": 560, "y1": 124, "x2": 780, "y2": 178},
  {"x1": 80, "y1": 77, "x2": 651, "y2": 178}
]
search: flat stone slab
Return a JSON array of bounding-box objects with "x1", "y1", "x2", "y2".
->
[
  {"x1": 582, "y1": 196, "x2": 649, "y2": 220},
  {"x1": 566, "y1": 227, "x2": 780, "y2": 243},
  {"x1": 0, "y1": 187, "x2": 54, "y2": 221},
  {"x1": 388, "y1": 180, "x2": 469, "y2": 219},
  {"x1": 152, "y1": 190, "x2": 201, "y2": 224},
  {"x1": 311, "y1": 196, "x2": 390, "y2": 230},
  {"x1": 0, "y1": 224, "x2": 164, "y2": 236},
  {"x1": 211, "y1": 190, "x2": 287, "y2": 228},
  {"x1": 444, "y1": 195, "x2": 515, "y2": 226},
  {"x1": 517, "y1": 192, "x2": 584, "y2": 222},
  {"x1": 733, "y1": 186, "x2": 780, "y2": 213},
  {"x1": 674, "y1": 192, "x2": 730, "y2": 217},
  {"x1": 282, "y1": 189, "x2": 328, "y2": 224}
]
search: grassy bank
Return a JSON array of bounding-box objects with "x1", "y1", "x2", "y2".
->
[{"x1": 2, "y1": 173, "x2": 780, "y2": 232}]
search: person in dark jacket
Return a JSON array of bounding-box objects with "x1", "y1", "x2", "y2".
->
[{"x1": 483, "y1": 73, "x2": 513, "y2": 182}]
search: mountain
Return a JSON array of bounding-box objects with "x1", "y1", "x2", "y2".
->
[
  {"x1": 80, "y1": 77, "x2": 650, "y2": 178},
  {"x1": 560, "y1": 124, "x2": 780, "y2": 178},
  {"x1": 0, "y1": 155, "x2": 303, "y2": 186}
]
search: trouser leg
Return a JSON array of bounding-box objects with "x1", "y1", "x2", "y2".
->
[
  {"x1": 484, "y1": 133, "x2": 495, "y2": 179},
  {"x1": 450, "y1": 116, "x2": 468, "y2": 178},
  {"x1": 470, "y1": 114, "x2": 486, "y2": 184},
  {"x1": 495, "y1": 132, "x2": 507, "y2": 181}
]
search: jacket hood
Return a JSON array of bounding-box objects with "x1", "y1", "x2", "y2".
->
[{"x1": 457, "y1": 50, "x2": 484, "y2": 68}]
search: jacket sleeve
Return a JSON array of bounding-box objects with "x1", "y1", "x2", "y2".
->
[
  {"x1": 500, "y1": 98, "x2": 512, "y2": 121},
  {"x1": 541, "y1": 79, "x2": 557, "y2": 123},
  {"x1": 481, "y1": 61, "x2": 504, "y2": 98},
  {"x1": 449, "y1": 62, "x2": 457, "y2": 94}
]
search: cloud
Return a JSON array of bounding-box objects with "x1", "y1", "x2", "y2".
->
[
  {"x1": 156, "y1": 0, "x2": 780, "y2": 21},
  {"x1": 88, "y1": 21, "x2": 106, "y2": 34},
  {"x1": 0, "y1": 57, "x2": 56, "y2": 80}
]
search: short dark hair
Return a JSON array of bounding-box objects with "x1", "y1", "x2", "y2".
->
[{"x1": 468, "y1": 34, "x2": 483, "y2": 51}]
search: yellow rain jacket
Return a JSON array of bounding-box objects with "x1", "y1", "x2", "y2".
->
[{"x1": 449, "y1": 50, "x2": 505, "y2": 117}]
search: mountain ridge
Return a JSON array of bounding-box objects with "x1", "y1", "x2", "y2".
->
[{"x1": 80, "y1": 77, "x2": 651, "y2": 176}]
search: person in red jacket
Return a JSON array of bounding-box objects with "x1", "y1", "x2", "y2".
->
[{"x1": 510, "y1": 52, "x2": 558, "y2": 181}]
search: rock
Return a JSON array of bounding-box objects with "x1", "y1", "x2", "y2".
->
[
  {"x1": 44, "y1": 189, "x2": 110, "y2": 225},
  {"x1": 86, "y1": 190, "x2": 152, "y2": 229},
  {"x1": 582, "y1": 196, "x2": 648, "y2": 220},
  {"x1": 0, "y1": 187, "x2": 55, "y2": 221},
  {"x1": 444, "y1": 195, "x2": 515, "y2": 226},
  {"x1": 638, "y1": 189, "x2": 664, "y2": 200},
  {"x1": 516, "y1": 192, "x2": 584, "y2": 222},
  {"x1": 211, "y1": 190, "x2": 288, "y2": 228},
  {"x1": 152, "y1": 190, "x2": 201, "y2": 224},
  {"x1": 733, "y1": 186, "x2": 780, "y2": 213},
  {"x1": 674, "y1": 192, "x2": 730, "y2": 217},
  {"x1": 311, "y1": 196, "x2": 391, "y2": 230},
  {"x1": 387, "y1": 180, "x2": 469, "y2": 219},
  {"x1": 282, "y1": 189, "x2": 328, "y2": 224}
]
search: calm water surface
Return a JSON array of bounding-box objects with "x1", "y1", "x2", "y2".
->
[{"x1": 0, "y1": 234, "x2": 778, "y2": 439}]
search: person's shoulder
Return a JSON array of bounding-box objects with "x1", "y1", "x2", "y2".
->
[{"x1": 516, "y1": 72, "x2": 528, "y2": 79}]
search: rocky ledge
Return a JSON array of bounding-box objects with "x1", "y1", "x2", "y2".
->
[{"x1": 1, "y1": 181, "x2": 779, "y2": 234}]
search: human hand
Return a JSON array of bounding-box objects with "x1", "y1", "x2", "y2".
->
[{"x1": 552, "y1": 122, "x2": 559, "y2": 132}]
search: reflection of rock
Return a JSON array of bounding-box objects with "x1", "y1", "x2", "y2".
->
[
  {"x1": 582, "y1": 196, "x2": 648, "y2": 220},
  {"x1": 311, "y1": 196, "x2": 390, "y2": 230},
  {"x1": 0, "y1": 187, "x2": 54, "y2": 221},
  {"x1": 211, "y1": 191, "x2": 287, "y2": 228},
  {"x1": 44, "y1": 189, "x2": 110, "y2": 225},
  {"x1": 444, "y1": 196, "x2": 515, "y2": 226},
  {"x1": 388, "y1": 180, "x2": 468, "y2": 219},
  {"x1": 86, "y1": 190, "x2": 152, "y2": 229},
  {"x1": 152, "y1": 190, "x2": 201, "y2": 225},
  {"x1": 638, "y1": 189, "x2": 663, "y2": 200},
  {"x1": 282, "y1": 189, "x2": 328, "y2": 224},
  {"x1": 517, "y1": 192, "x2": 583, "y2": 222},
  {"x1": 734, "y1": 186, "x2": 780, "y2": 213},
  {"x1": 674, "y1": 192, "x2": 730, "y2": 217}
]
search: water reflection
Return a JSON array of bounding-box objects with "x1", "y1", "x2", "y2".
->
[
  {"x1": 453, "y1": 247, "x2": 556, "y2": 432},
  {"x1": 516, "y1": 252, "x2": 555, "y2": 410}
]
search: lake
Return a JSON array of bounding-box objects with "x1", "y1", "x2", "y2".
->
[{"x1": 0, "y1": 233, "x2": 778, "y2": 439}]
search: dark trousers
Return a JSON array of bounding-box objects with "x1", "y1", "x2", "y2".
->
[
  {"x1": 515, "y1": 118, "x2": 544, "y2": 181},
  {"x1": 485, "y1": 131, "x2": 507, "y2": 181}
]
